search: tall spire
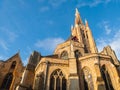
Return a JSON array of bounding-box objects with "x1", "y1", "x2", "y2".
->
[
  {"x1": 75, "y1": 8, "x2": 82, "y2": 25},
  {"x1": 85, "y1": 20, "x2": 98, "y2": 53}
]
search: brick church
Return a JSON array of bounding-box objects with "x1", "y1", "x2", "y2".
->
[{"x1": 0, "y1": 9, "x2": 120, "y2": 90}]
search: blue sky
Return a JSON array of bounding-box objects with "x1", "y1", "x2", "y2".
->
[{"x1": 0, "y1": 0, "x2": 120, "y2": 65}]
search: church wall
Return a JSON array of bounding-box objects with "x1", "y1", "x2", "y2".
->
[
  {"x1": 79, "y1": 58, "x2": 98, "y2": 90},
  {"x1": 100, "y1": 59, "x2": 120, "y2": 90},
  {"x1": 35, "y1": 57, "x2": 69, "y2": 90},
  {"x1": 0, "y1": 54, "x2": 24, "y2": 90},
  {"x1": 78, "y1": 54, "x2": 106, "y2": 90}
]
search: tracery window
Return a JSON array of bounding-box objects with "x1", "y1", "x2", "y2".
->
[
  {"x1": 50, "y1": 69, "x2": 66, "y2": 90},
  {"x1": 101, "y1": 65, "x2": 114, "y2": 90},
  {"x1": 61, "y1": 51, "x2": 68, "y2": 60},
  {"x1": 82, "y1": 67, "x2": 94, "y2": 90},
  {"x1": 1, "y1": 73, "x2": 13, "y2": 89}
]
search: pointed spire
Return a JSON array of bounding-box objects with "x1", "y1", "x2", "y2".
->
[
  {"x1": 85, "y1": 19, "x2": 89, "y2": 27},
  {"x1": 75, "y1": 8, "x2": 82, "y2": 25},
  {"x1": 75, "y1": 8, "x2": 79, "y2": 16},
  {"x1": 71, "y1": 25, "x2": 73, "y2": 30}
]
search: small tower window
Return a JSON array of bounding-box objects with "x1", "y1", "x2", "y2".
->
[
  {"x1": 10, "y1": 61, "x2": 16, "y2": 69},
  {"x1": 74, "y1": 50, "x2": 81, "y2": 59},
  {"x1": 60, "y1": 51, "x2": 68, "y2": 60},
  {"x1": 84, "y1": 45, "x2": 89, "y2": 53},
  {"x1": 71, "y1": 36, "x2": 78, "y2": 42}
]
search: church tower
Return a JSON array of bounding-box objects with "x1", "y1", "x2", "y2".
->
[
  {"x1": 15, "y1": 8, "x2": 120, "y2": 90},
  {"x1": 54, "y1": 8, "x2": 98, "y2": 59}
]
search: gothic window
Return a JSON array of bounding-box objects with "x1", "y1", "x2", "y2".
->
[
  {"x1": 82, "y1": 67, "x2": 94, "y2": 90},
  {"x1": 101, "y1": 65, "x2": 114, "y2": 90},
  {"x1": 50, "y1": 69, "x2": 66, "y2": 90},
  {"x1": 10, "y1": 61, "x2": 16, "y2": 69},
  {"x1": 81, "y1": 30, "x2": 85, "y2": 38},
  {"x1": 74, "y1": 50, "x2": 81, "y2": 59},
  {"x1": 1, "y1": 73, "x2": 13, "y2": 89},
  {"x1": 61, "y1": 51, "x2": 68, "y2": 60},
  {"x1": 84, "y1": 45, "x2": 89, "y2": 53}
]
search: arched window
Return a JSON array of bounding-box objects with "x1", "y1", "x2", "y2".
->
[
  {"x1": 1, "y1": 73, "x2": 13, "y2": 89},
  {"x1": 82, "y1": 67, "x2": 94, "y2": 90},
  {"x1": 50, "y1": 69, "x2": 66, "y2": 90},
  {"x1": 61, "y1": 51, "x2": 68, "y2": 60},
  {"x1": 74, "y1": 50, "x2": 81, "y2": 59},
  {"x1": 10, "y1": 61, "x2": 16, "y2": 69},
  {"x1": 101, "y1": 65, "x2": 114, "y2": 90}
]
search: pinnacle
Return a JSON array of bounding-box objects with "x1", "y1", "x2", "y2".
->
[{"x1": 75, "y1": 8, "x2": 79, "y2": 15}]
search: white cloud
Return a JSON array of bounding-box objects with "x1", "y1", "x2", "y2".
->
[
  {"x1": 98, "y1": 21, "x2": 111, "y2": 35},
  {"x1": 35, "y1": 37, "x2": 65, "y2": 51},
  {"x1": 97, "y1": 29, "x2": 120, "y2": 60},
  {"x1": 77, "y1": 0, "x2": 111, "y2": 8},
  {"x1": 0, "y1": 27, "x2": 18, "y2": 42},
  {"x1": 0, "y1": 39, "x2": 8, "y2": 50},
  {"x1": 48, "y1": 0, "x2": 66, "y2": 7},
  {"x1": 0, "y1": 55, "x2": 7, "y2": 60},
  {"x1": 104, "y1": 24, "x2": 111, "y2": 35},
  {"x1": 6, "y1": 30, "x2": 18, "y2": 42}
]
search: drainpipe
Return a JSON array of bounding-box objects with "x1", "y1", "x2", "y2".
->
[{"x1": 43, "y1": 60, "x2": 49, "y2": 90}]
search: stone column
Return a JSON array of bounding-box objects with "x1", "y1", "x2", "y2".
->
[
  {"x1": 16, "y1": 70, "x2": 29, "y2": 90},
  {"x1": 69, "y1": 41, "x2": 80, "y2": 90}
]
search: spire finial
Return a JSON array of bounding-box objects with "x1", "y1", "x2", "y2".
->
[
  {"x1": 75, "y1": 8, "x2": 82, "y2": 25},
  {"x1": 75, "y1": 8, "x2": 79, "y2": 15},
  {"x1": 85, "y1": 19, "x2": 89, "y2": 27},
  {"x1": 71, "y1": 25, "x2": 73, "y2": 30}
]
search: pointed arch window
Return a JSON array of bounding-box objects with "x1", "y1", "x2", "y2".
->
[
  {"x1": 10, "y1": 61, "x2": 16, "y2": 69},
  {"x1": 1, "y1": 73, "x2": 13, "y2": 89},
  {"x1": 50, "y1": 69, "x2": 66, "y2": 90},
  {"x1": 101, "y1": 65, "x2": 114, "y2": 90},
  {"x1": 60, "y1": 51, "x2": 68, "y2": 60},
  {"x1": 74, "y1": 50, "x2": 81, "y2": 59},
  {"x1": 82, "y1": 67, "x2": 94, "y2": 90}
]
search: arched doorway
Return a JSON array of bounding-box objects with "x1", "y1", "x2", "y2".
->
[
  {"x1": 50, "y1": 69, "x2": 66, "y2": 90},
  {"x1": 1, "y1": 73, "x2": 13, "y2": 89},
  {"x1": 101, "y1": 65, "x2": 114, "y2": 90}
]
